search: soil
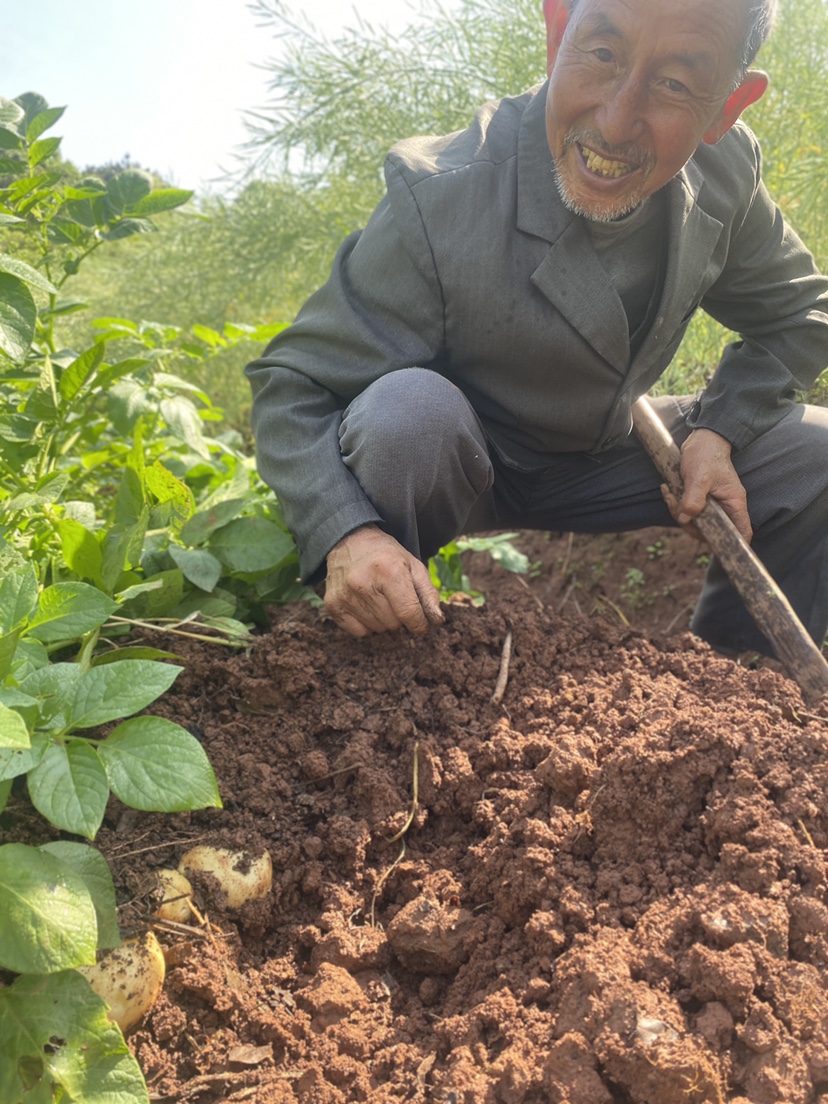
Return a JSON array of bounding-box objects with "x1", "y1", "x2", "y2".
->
[{"x1": 6, "y1": 525, "x2": 828, "y2": 1104}]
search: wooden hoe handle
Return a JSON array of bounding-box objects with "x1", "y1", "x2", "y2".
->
[{"x1": 632, "y1": 395, "x2": 828, "y2": 704}]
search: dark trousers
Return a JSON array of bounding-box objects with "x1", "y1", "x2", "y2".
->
[{"x1": 338, "y1": 368, "x2": 828, "y2": 655}]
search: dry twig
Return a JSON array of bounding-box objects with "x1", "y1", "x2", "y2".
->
[{"x1": 491, "y1": 630, "x2": 513, "y2": 705}]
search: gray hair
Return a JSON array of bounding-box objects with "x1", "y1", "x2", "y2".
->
[
  {"x1": 566, "y1": 0, "x2": 777, "y2": 73},
  {"x1": 741, "y1": 0, "x2": 778, "y2": 68}
]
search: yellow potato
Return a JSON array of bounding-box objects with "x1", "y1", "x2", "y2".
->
[
  {"x1": 178, "y1": 845, "x2": 272, "y2": 909},
  {"x1": 78, "y1": 931, "x2": 166, "y2": 1032},
  {"x1": 152, "y1": 868, "x2": 194, "y2": 924}
]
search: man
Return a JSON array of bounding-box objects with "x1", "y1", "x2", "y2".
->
[{"x1": 246, "y1": 0, "x2": 828, "y2": 655}]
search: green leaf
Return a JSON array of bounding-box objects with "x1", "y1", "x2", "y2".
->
[
  {"x1": 114, "y1": 580, "x2": 162, "y2": 603},
  {"x1": 174, "y1": 586, "x2": 236, "y2": 620},
  {"x1": 209, "y1": 517, "x2": 296, "y2": 573},
  {"x1": 100, "y1": 717, "x2": 222, "y2": 812},
  {"x1": 456, "y1": 534, "x2": 530, "y2": 574},
  {"x1": 101, "y1": 513, "x2": 149, "y2": 593},
  {"x1": 201, "y1": 615, "x2": 253, "y2": 645},
  {"x1": 27, "y1": 583, "x2": 118, "y2": 643},
  {"x1": 0, "y1": 700, "x2": 29, "y2": 749},
  {"x1": 128, "y1": 187, "x2": 193, "y2": 216},
  {"x1": 0, "y1": 729, "x2": 50, "y2": 782},
  {"x1": 42, "y1": 296, "x2": 88, "y2": 319},
  {"x1": 140, "y1": 569, "x2": 184, "y2": 618},
  {"x1": 23, "y1": 354, "x2": 60, "y2": 423},
  {"x1": 28, "y1": 135, "x2": 61, "y2": 168},
  {"x1": 0, "y1": 777, "x2": 10, "y2": 814},
  {"x1": 105, "y1": 169, "x2": 152, "y2": 214},
  {"x1": 145, "y1": 460, "x2": 195, "y2": 519},
  {"x1": 47, "y1": 217, "x2": 85, "y2": 244},
  {"x1": 154, "y1": 371, "x2": 213, "y2": 404},
  {"x1": 65, "y1": 660, "x2": 182, "y2": 730},
  {"x1": 0, "y1": 628, "x2": 20, "y2": 682},
  {"x1": 0, "y1": 252, "x2": 59, "y2": 294},
  {"x1": 0, "y1": 210, "x2": 23, "y2": 224},
  {"x1": 114, "y1": 465, "x2": 145, "y2": 525},
  {"x1": 0, "y1": 124, "x2": 22, "y2": 150},
  {"x1": 0, "y1": 687, "x2": 38, "y2": 729},
  {"x1": 168, "y1": 546, "x2": 223, "y2": 592},
  {"x1": 14, "y1": 91, "x2": 49, "y2": 126},
  {"x1": 9, "y1": 637, "x2": 49, "y2": 682},
  {"x1": 57, "y1": 517, "x2": 104, "y2": 586},
  {"x1": 0, "y1": 412, "x2": 39, "y2": 443},
  {"x1": 0, "y1": 970, "x2": 149, "y2": 1104},
  {"x1": 5, "y1": 471, "x2": 70, "y2": 511},
  {"x1": 59, "y1": 341, "x2": 104, "y2": 400},
  {"x1": 64, "y1": 193, "x2": 107, "y2": 228},
  {"x1": 0, "y1": 273, "x2": 36, "y2": 361},
  {"x1": 180, "y1": 497, "x2": 247, "y2": 545},
  {"x1": 101, "y1": 216, "x2": 155, "y2": 241},
  {"x1": 19, "y1": 664, "x2": 81, "y2": 729},
  {"x1": 28, "y1": 740, "x2": 110, "y2": 838},
  {"x1": 91, "y1": 316, "x2": 138, "y2": 333},
  {"x1": 0, "y1": 563, "x2": 38, "y2": 633},
  {"x1": 39, "y1": 842, "x2": 120, "y2": 950},
  {"x1": 192, "y1": 323, "x2": 226, "y2": 349},
  {"x1": 0, "y1": 97, "x2": 24, "y2": 131},
  {"x1": 160, "y1": 394, "x2": 210, "y2": 457},
  {"x1": 26, "y1": 105, "x2": 65, "y2": 143},
  {"x1": 0, "y1": 844, "x2": 97, "y2": 972}
]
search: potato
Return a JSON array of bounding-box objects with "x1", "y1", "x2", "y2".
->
[
  {"x1": 178, "y1": 845, "x2": 273, "y2": 909},
  {"x1": 78, "y1": 931, "x2": 166, "y2": 1032},
  {"x1": 151, "y1": 868, "x2": 194, "y2": 924}
]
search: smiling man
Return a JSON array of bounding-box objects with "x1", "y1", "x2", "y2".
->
[{"x1": 247, "y1": 0, "x2": 828, "y2": 656}]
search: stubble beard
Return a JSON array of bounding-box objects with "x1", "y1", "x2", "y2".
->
[{"x1": 552, "y1": 129, "x2": 656, "y2": 222}]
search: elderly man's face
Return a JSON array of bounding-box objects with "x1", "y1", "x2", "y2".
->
[{"x1": 545, "y1": 0, "x2": 752, "y2": 219}]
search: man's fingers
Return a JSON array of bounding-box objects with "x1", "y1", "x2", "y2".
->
[
  {"x1": 410, "y1": 559, "x2": 445, "y2": 628},
  {"x1": 324, "y1": 527, "x2": 444, "y2": 637},
  {"x1": 661, "y1": 484, "x2": 703, "y2": 540}
]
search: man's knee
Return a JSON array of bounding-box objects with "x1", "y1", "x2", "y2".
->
[
  {"x1": 339, "y1": 368, "x2": 491, "y2": 487},
  {"x1": 742, "y1": 403, "x2": 828, "y2": 487}
]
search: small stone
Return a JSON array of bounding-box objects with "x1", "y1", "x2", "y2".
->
[
  {"x1": 387, "y1": 894, "x2": 475, "y2": 975},
  {"x1": 635, "y1": 1014, "x2": 679, "y2": 1047},
  {"x1": 309, "y1": 926, "x2": 390, "y2": 973},
  {"x1": 297, "y1": 963, "x2": 367, "y2": 1028},
  {"x1": 301, "y1": 750, "x2": 329, "y2": 780}
]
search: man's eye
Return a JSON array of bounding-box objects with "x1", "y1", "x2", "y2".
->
[
  {"x1": 665, "y1": 78, "x2": 690, "y2": 94},
  {"x1": 593, "y1": 48, "x2": 614, "y2": 63}
]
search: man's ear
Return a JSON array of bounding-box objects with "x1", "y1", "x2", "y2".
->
[
  {"x1": 702, "y1": 70, "x2": 769, "y2": 144},
  {"x1": 544, "y1": 0, "x2": 570, "y2": 75}
]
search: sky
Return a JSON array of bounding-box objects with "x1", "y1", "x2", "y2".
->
[{"x1": 2, "y1": 0, "x2": 450, "y2": 195}]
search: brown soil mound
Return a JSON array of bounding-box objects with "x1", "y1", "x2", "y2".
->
[{"x1": 5, "y1": 527, "x2": 828, "y2": 1104}]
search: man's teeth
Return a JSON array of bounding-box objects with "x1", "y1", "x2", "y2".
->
[{"x1": 582, "y1": 147, "x2": 633, "y2": 178}]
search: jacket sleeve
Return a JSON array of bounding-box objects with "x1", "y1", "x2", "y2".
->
[
  {"x1": 688, "y1": 135, "x2": 828, "y2": 450},
  {"x1": 245, "y1": 165, "x2": 445, "y2": 582}
]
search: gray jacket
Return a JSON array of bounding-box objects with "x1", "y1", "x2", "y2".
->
[{"x1": 247, "y1": 81, "x2": 828, "y2": 581}]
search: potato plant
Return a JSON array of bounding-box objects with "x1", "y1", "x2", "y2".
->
[{"x1": 0, "y1": 92, "x2": 308, "y2": 1104}]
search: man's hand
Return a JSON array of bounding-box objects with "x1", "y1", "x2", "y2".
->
[
  {"x1": 661, "y1": 428, "x2": 752, "y2": 543},
  {"x1": 324, "y1": 525, "x2": 444, "y2": 638}
]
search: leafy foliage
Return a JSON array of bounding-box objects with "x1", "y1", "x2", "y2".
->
[
  {"x1": 430, "y1": 533, "x2": 532, "y2": 606},
  {"x1": 0, "y1": 91, "x2": 307, "y2": 1104}
]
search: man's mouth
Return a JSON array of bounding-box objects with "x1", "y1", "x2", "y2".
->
[{"x1": 579, "y1": 143, "x2": 636, "y2": 179}]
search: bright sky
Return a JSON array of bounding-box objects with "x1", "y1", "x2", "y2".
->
[{"x1": 2, "y1": 0, "x2": 450, "y2": 195}]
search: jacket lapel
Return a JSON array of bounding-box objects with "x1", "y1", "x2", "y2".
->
[
  {"x1": 629, "y1": 160, "x2": 724, "y2": 379},
  {"x1": 516, "y1": 84, "x2": 631, "y2": 376}
]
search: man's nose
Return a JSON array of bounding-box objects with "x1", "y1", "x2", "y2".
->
[{"x1": 596, "y1": 75, "x2": 646, "y2": 147}]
